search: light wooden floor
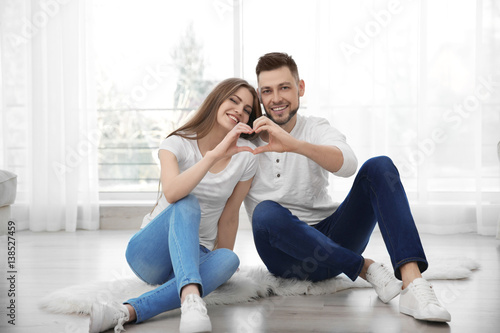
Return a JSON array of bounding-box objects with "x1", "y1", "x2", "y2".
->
[{"x1": 1, "y1": 229, "x2": 499, "y2": 333}]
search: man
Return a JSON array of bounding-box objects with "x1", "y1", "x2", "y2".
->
[{"x1": 244, "y1": 52, "x2": 451, "y2": 322}]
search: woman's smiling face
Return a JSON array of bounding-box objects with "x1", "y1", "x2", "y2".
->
[{"x1": 216, "y1": 87, "x2": 254, "y2": 131}]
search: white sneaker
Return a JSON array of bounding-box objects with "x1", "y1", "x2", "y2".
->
[
  {"x1": 179, "y1": 294, "x2": 212, "y2": 333},
  {"x1": 89, "y1": 302, "x2": 130, "y2": 333},
  {"x1": 400, "y1": 278, "x2": 451, "y2": 322},
  {"x1": 366, "y1": 262, "x2": 403, "y2": 303}
]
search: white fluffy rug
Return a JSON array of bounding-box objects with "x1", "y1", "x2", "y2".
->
[{"x1": 39, "y1": 257, "x2": 479, "y2": 315}]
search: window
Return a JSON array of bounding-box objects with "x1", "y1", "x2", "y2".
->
[
  {"x1": 93, "y1": 0, "x2": 500, "y2": 234},
  {"x1": 94, "y1": 0, "x2": 236, "y2": 200}
]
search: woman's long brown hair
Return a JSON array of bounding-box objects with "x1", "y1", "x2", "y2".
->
[{"x1": 168, "y1": 78, "x2": 262, "y2": 140}]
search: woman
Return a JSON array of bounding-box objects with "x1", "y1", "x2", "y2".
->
[{"x1": 89, "y1": 78, "x2": 262, "y2": 333}]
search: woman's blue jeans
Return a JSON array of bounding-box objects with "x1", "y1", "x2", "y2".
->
[
  {"x1": 124, "y1": 195, "x2": 240, "y2": 323},
  {"x1": 252, "y1": 156, "x2": 428, "y2": 282}
]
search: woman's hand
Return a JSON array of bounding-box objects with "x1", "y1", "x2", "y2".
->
[
  {"x1": 161, "y1": 124, "x2": 254, "y2": 204},
  {"x1": 209, "y1": 123, "x2": 255, "y2": 160}
]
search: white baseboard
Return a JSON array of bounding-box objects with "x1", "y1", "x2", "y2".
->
[
  {"x1": 99, "y1": 205, "x2": 252, "y2": 230},
  {"x1": 99, "y1": 205, "x2": 149, "y2": 230},
  {"x1": 0, "y1": 206, "x2": 11, "y2": 235}
]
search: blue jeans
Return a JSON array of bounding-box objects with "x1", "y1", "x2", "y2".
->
[
  {"x1": 252, "y1": 156, "x2": 427, "y2": 282},
  {"x1": 125, "y1": 195, "x2": 240, "y2": 323}
]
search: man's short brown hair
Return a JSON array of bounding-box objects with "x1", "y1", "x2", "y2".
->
[{"x1": 256, "y1": 52, "x2": 300, "y2": 83}]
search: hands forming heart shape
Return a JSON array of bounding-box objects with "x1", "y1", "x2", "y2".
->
[{"x1": 223, "y1": 116, "x2": 297, "y2": 157}]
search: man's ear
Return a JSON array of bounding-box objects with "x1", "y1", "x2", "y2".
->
[{"x1": 298, "y1": 79, "x2": 305, "y2": 97}]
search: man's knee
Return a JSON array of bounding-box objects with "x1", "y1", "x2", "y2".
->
[
  {"x1": 252, "y1": 200, "x2": 282, "y2": 226},
  {"x1": 252, "y1": 200, "x2": 292, "y2": 233},
  {"x1": 361, "y1": 155, "x2": 397, "y2": 176}
]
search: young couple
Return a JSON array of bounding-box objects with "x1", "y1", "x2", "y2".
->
[{"x1": 89, "y1": 53, "x2": 450, "y2": 333}]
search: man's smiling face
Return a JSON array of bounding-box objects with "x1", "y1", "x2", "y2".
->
[{"x1": 257, "y1": 66, "x2": 305, "y2": 129}]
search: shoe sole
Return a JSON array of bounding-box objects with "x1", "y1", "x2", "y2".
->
[
  {"x1": 179, "y1": 320, "x2": 212, "y2": 333},
  {"x1": 400, "y1": 305, "x2": 451, "y2": 322},
  {"x1": 378, "y1": 282, "x2": 403, "y2": 303},
  {"x1": 179, "y1": 325, "x2": 212, "y2": 333},
  {"x1": 379, "y1": 292, "x2": 399, "y2": 303}
]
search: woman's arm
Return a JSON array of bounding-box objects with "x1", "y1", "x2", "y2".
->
[
  {"x1": 161, "y1": 123, "x2": 254, "y2": 203},
  {"x1": 215, "y1": 177, "x2": 253, "y2": 250},
  {"x1": 159, "y1": 149, "x2": 218, "y2": 203}
]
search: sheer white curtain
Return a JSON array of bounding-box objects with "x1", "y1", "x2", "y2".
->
[
  {"x1": 308, "y1": 0, "x2": 500, "y2": 236},
  {"x1": 0, "y1": 0, "x2": 99, "y2": 231},
  {"x1": 242, "y1": 0, "x2": 500, "y2": 236},
  {"x1": 498, "y1": 141, "x2": 500, "y2": 239}
]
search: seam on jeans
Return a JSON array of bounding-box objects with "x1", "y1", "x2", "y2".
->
[
  {"x1": 395, "y1": 257, "x2": 428, "y2": 278},
  {"x1": 396, "y1": 257, "x2": 427, "y2": 267},
  {"x1": 132, "y1": 279, "x2": 177, "y2": 323},
  {"x1": 126, "y1": 203, "x2": 177, "y2": 285},
  {"x1": 180, "y1": 277, "x2": 203, "y2": 288},
  {"x1": 170, "y1": 205, "x2": 188, "y2": 294},
  {"x1": 199, "y1": 249, "x2": 236, "y2": 268},
  {"x1": 124, "y1": 301, "x2": 140, "y2": 324},
  {"x1": 366, "y1": 174, "x2": 398, "y2": 261},
  {"x1": 352, "y1": 256, "x2": 365, "y2": 281},
  {"x1": 199, "y1": 250, "x2": 217, "y2": 265}
]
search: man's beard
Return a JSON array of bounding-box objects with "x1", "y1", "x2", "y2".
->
[{"x1": 264, "y1": 103, "x2": 299, "y2": 126}]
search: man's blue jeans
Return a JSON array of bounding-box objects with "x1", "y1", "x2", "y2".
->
[
  {"x1": 124, "y1": 195, "x2": 239, "y2": 323},
  {"x1": 252, "y1": 156, "x2": 427, "y2": 282}
]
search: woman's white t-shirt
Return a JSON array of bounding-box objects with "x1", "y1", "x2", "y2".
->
[{"x1": 142, "y1": 135, "x2": 257, "y2": 250}]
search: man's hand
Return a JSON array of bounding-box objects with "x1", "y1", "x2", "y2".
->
[
  {"x1": 252, "y1": 116, "x2": 299, "y2": 154},
  {"x1": 252, "y1": 116, "x2": 346, "y2": 173}
]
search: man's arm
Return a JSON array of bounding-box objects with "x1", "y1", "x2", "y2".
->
[{"x1": 293, "y1": 141, "x2": 344, "y2": 173}]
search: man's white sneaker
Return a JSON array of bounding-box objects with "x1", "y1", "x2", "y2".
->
[
  {"x1": 179, "y1": 294, "x2": 212, "y2": 333},
  {"x1": 366, "y1": 262, "x2": 403, "y2": 303},
  {"x1": 400, "y1": 278, "x2": 451, "y2": 322},
  {"x1": 89, "y1": 302, "x2": 130, "y2": 333}
]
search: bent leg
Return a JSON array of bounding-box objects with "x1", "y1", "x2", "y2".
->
[
  {"x1": 316, "y1": 156, "x2": 428, "y2": 280},
  {"x1": 168, "y1": 195, "x2": 204, "y2": 297},
  {"x1": 126, "y1": 247, "x2": 239, "y2": 323},
  {"x1": 252, "y1": 200, "x2": 364, "y2": 281},
  {"x1": 126, "y1": 195, "x2": 203, "y2": 294}
]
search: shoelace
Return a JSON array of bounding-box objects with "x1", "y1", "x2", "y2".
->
[
  {"x1": 114, "y1": 318, "x2": 126, "y2": 333},
  {"x1": 369, "y1": 264, "x2": 394, "y2": 287},
  {"x1": 183, "y1": 296, "x2": 208, "y2": 315},
  {"x1": 412, "y1": 281, "x2": 440, "y2": 306},
  {"x1": 112, "y1": 306, "x2": 128, "y2": 333}
]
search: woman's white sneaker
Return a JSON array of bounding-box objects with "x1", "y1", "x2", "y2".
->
[
  {"x1": 89, "y1": 302, "x2": 130, "y2": 333},
  {"x1": 366, "y1": 262, "x2": 403, "y2": 303},
  {"x1": 179, "y1": 294, "x2": 212, "y2": 333},
  {"x1": 400, "y1": 278, "x2": 451, "y2": 322}
]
